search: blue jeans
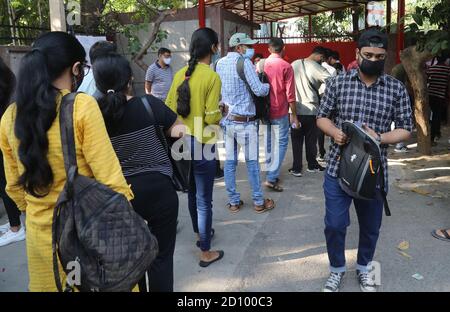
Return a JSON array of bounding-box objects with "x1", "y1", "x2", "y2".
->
[
  {"x1": 265, "y1": 115, "x2": 290, "y2": 183},
  {"x1": 323, "y1": 174, "x2": 383, "y2": 273},
  {"x1": 223, "y1": 119, "x2": 264, "y2": 206},
  {"x1": 187, "y1": 136, "x2": 217, "y2": 252}
]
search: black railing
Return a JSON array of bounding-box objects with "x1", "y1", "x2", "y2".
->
[
  {"x1": 0, "y1": 24, "x2": 49, "y2": 46},
  {"x1": 253, "y1": 34, "x2": 354, "y2": 44}
]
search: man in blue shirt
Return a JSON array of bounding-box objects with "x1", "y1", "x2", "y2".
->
[{"x1": 216, "y1": 33, "x2": 275, "y2": 214}]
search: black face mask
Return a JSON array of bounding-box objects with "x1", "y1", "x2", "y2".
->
[{"x1": 359, "y1": 57, "x2": 385, "y2": 77}]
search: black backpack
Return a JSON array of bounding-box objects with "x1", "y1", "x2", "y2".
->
[
  {"x1": 236, "y1": 58, "x2": 270, "y2": 123},
  {"x1": 52, "y1": 93, "x2": 159, "y2": 292},
  {"x1": 338, "y1": 121, "x2": 391, "y2": 216}
]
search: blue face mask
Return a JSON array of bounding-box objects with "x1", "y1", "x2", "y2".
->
[
  {"x1": 211, "y1": 51, "x2": 221, "y2": 64},
  {"x1": 244, "y1": 48, "x2": 255, "y2": 60}
]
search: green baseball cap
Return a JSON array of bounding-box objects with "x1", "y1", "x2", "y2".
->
[{"x1": 229, "y1": 33, "x2": 258, "y2": 48}]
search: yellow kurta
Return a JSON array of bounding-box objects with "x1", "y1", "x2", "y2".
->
[{"x1": 0, "y1": 90, "x2": 134, "y2": 292}]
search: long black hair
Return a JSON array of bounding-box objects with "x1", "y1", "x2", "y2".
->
[
  {"x1": 177, "y1": 27, "x2": 218, "y2": 118},
  {"x1": 15, "y1": 31, "x2": 86, "y2": 197},
  {"x1": 93, "y1": 53, "x2": 132, "y2": 135},
  {"x1": 0, "y1": 57, "x2": 16, "y2": 116}
]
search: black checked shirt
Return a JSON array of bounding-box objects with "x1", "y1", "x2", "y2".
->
[{"x1": 317, "y1": 69, "x2": 413, "y2": 191}]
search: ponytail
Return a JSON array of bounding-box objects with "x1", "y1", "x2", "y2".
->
[
  {"x1": 176, "y1": 56, "x2": 198, "y2": 118},
  {"x1": 97, "y1": 91, "x2": 127, "y2": 135},
  {"x1": 14, "y1": 31, "x2": 86, "y2": 197},
  {"x1": 92, "y1": 53, "x2": 132, "y2": 134},
  {"x1": 15, "y1": 49, "x2": 59, "y2": 197}
]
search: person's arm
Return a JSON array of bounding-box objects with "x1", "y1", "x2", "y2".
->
[
  {"x1": 145, "y1": 66, "x2": 155, "y2": 95},
  {"x1": 243, "y1": 59, "x2": 270, "y2": 97},
  {"x1": 0, "y1": 106, "x2": 26, "y2": 211},
  {"x1": 204, "y1": 73, "x2": 222, "y2": 125},
  {"x1": 362, "y1": 86, "x2": 413, "y2": 144},
  {"x1": 316, "y1": 77, "x2": 348, "y2": 145},
  {"x1": 285, "y1": 65, "x2": 300, "y2": 128},
  {"x1": 145, "y1": 81, "x2": 152, "y2": 95},
  {"x1": 76, "y1": 95, "x2": 133, "y2": 201}
]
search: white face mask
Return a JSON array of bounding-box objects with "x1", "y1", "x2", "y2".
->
[{"x1": 163, "y1": 57, "x2": 172, "y2": 65}]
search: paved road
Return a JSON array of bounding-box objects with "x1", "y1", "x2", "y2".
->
[{"x1": 1, "y1": 133, "x2": 449, "y2": 292}]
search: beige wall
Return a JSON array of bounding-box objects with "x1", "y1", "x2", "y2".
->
[{"x1": 116, "y1": 7, "x2": 257, "y2": 96}]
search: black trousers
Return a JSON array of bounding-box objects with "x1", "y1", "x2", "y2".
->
[
  {"x1": 318, "y1": 130, "x2": 326, "y2": 158},
  {"x1": 127, "y1": 172, "x2": 179, "y2": 292},
  {"x1": 430, "y1": 95, "x2": 445, "y2": 141},
  {"x1": 290, "y1": 115, "x2": 320, "y2": 171},
  {"x1": 0, "y1": 151, "x2": 20, "y2": 227}
]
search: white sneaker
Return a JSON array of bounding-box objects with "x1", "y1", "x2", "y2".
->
[
  {"x1": 0, "y1": 226, "x2": 26, "y2": 247},
  {"x1": 357, "y1": 270, "x2": 377, "y2": 292},
  {"x1": 322, "y1": 272, "x2": 345, "y2": 292},
  {"x1": 0, "y1": 223, "x2": 10, "y2": 234}
]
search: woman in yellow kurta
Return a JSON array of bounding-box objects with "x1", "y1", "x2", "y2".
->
[{"x1": 0, "y1": 32, "x2": 133, "y2": 292}]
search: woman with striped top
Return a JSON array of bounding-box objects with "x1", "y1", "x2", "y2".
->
[
  {"x1": 93, "y1": 53, "x2": 184, "y2": 292},
  {"x1": 426, "y1": 55, "x2": 450, "y2": 143}
]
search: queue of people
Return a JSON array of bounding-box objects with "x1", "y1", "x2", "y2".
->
[{"x1": 0, "y1": 26, "x2": 433, "y2": 293}]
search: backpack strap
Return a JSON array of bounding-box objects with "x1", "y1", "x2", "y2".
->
[
  {"x1": 52, "y1": 92, "x2": 80, "y2": 293},
  {"x1": 140, "y1": 96, "x2": 170, "y2": 155},
  {"x1": 59, "y1": 92, "x2": 80, "y2": 197},
  {"x1": 379, "y1": 165, "x2": 391, "y2": 216},
  {"x1": 237, "y1": 57, "x2": 255, "y2": 98}
]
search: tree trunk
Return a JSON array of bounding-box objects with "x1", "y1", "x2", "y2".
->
[
  {"x1": 400, "y1": 46, "x2": 433, "y2": 155},
  {"x1": 81, "y1": 0, "x2": 108, "y2": 35},
  {"x1": 132, "y1": 10, "x2": 176, "y2": 72}
]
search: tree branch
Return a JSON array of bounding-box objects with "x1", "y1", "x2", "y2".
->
[{"x1": 132, "y1": 9, "x2": 177, "y2": 72}]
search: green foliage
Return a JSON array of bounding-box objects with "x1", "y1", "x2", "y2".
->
[
  {"x1": 404, "y1": 0, "x2": 450, "y2": 56},
  {"x1": 295, "y1": 7, "x2": 360, "y2": 41},
  {"x1": 0, "y1": 0, "x2": 50, "y2": 45}
]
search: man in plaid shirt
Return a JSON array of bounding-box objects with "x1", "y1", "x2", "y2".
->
[{"x1": 317, "y1": 28, "x2": 413, "y2": 292}]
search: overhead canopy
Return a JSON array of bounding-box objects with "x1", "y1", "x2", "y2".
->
[{"x1": 205, "y1": 0, "x2": 371, "y2": 23}]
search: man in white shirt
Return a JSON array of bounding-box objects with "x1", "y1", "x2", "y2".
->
[{"x1": 321, "y1": 49, "x2": 339, "y2": 77}]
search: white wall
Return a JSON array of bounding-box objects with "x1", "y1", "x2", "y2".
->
[{"x1": 117, "y1": 19, "x2": 211, "y2": 96}]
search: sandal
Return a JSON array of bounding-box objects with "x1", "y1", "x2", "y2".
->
[
  {"x1": 264, "y1": 180, "x2": 283, "y2": 192},
  {"x1": 254, "y1": 198, "x2": 275, "y2": 214},
  {"x1": 196, "y1": 228, "x2": 215, "y2": 248},
  {"x1": 226, "y1": 200, "x2": 244, "y2": 213},
  {"x1": 199, "y1": 250, "x2": 224, "y2": 268},
  {"x1": 431, "y1": 229, "x2": 450, "y2": 242}
]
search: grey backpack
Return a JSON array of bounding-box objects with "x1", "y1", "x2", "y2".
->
[{"x1": 52, "y1": 93, "x2": 159, "y2": 292}]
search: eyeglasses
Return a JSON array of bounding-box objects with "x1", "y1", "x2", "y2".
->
[
  {"x1": 81, "y1": 62, "x2": 91, "y2": 77},
  {"x1": 359, "y1": 51, "x2": 387, "y2": 61}
]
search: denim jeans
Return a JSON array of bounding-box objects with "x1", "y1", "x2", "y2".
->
[
  {"x1": 265, "y1": 115, "x2": 290, "y2": 183},
  {"x1": 223, "y1": 119, "x2": 264, "y2": 206},
  {"x1": 186, "y1": 136, "x2": 217, "y2": 252},
  {"x1": 323, "y1": 174, "x2": 383, "y2": 273}
]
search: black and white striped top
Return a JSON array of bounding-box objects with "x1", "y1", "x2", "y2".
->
[
  {"x1": 427, "y1": 64, "x2": 450, "y2": 99},
  {"x1": 109, "y1": 95, "x2": 177, "y2": 178}
]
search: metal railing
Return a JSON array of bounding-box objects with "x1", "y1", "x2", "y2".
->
[
  {"x1": 253, "y1": 34, "x2": 354, "y2": 44},
  {"x1": 0, "y1": 24, "x2": 49, "y2": 46}
]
